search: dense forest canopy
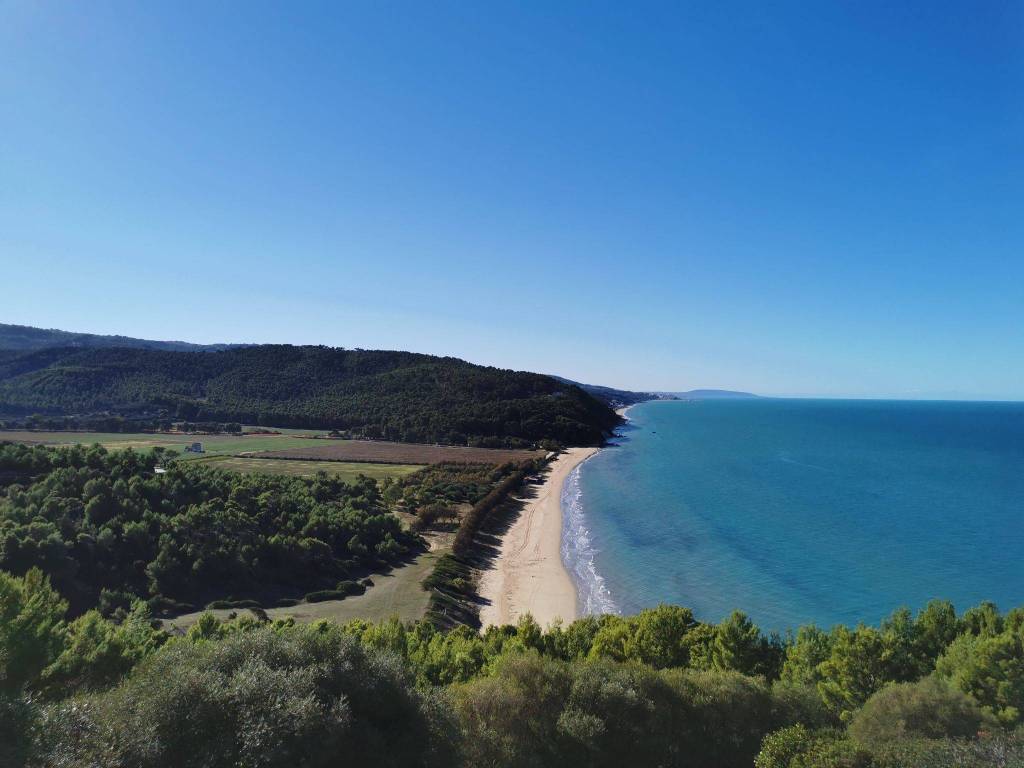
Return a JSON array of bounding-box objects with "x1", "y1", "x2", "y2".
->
[
  {"x1": 0, "y1": 442, "x2": 419, "y2": 615},
  {"x1": 0, "y1": 344, "x2": 618, "y2": 446}
]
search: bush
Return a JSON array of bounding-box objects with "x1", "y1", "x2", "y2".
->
[
  {"x1": 414, "y1": 502, "x2": 456, "y2": 531},
  {"x1": 204, "y1": 599, "x2": 262, "y2": 610},
  {"x1": 848, "y1": 676, "x2": 989, "y2": 749},
  {"x1": 454, "y1": 654, "x2": 800, "y2": 768},
  {"x1": 670, "y1": 668, "x2": 780, "y2": 768},
  {"x1": 0, "y1": 693, "x2": 37, "y2": 767},
  {"x1": 935, "y1": 628, "x2": 1024, "y2": 726},
  {"x1": 336, "y1": 580, "x2": 367, "y2": 597},
  {"x1": 770, "y1": 681, "x2": 835, "y2": 731},
  {"x1": 146, "y1": 596, "x2": 196, "y2": 616},
  {"x1": 0, "y1": 568, "x2": 68, "y2": 693},
  {"x1": 250, "y1": 607, "x2": 269, "y2": 623},
  {"x1": 38, "y1": 605, "x2": 163, "y2": 698},
  {"x1": 755, "y1": 724, "x2": 812, "y2": 768},
  {"x1": 423, "y1": 555, "x2": 478, "y2": 628},
  {"x1": 97, "y1": 589, "x2": 136, "y2": 618},
  {"x1": 305, "y1": 589, "x2": 348, "y2": 603},
  {"x1": 36, "y1": 625, "x2": 459, "y2": 767},
  {"x1": 869, "y1": 730, "x2": 1024, "y2": 768}
]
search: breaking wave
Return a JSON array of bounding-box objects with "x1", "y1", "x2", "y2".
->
[{"x1": 561, "y1": 459, "x2": 618, "y2": 616}]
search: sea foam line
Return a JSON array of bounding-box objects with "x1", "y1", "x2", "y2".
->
[{"x1": 561, "y1": 459, "x2": 618, "y2": 616}]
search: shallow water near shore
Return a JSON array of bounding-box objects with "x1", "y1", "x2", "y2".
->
[{"x1": 566, "y1": 398, "x2": 1024, "y2": 632}]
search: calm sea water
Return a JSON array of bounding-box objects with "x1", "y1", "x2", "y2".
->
[{"x1": 562, "y1": 399, "x2": 1024, "y2": 632}]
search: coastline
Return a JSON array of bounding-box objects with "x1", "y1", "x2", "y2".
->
[{"x1": 478, "y1": 446, "x2": 597, "y2": 628}]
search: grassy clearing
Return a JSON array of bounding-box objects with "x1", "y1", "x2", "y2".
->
[
  {"x1": 0, "y1": 432, "x2": 543, "y2": 472},
  {"x1": 192, "y1": 456, "x2": 423, "y2": 481},
  {"x1": 241, "y1": 426, "x2": 332, "y2": 435},
  {"x1": 164, "y1": 539, "x2": 449, "y2": 630},
  {"x1": 0, "y1": 430, "x2": 329, "y2": 457}
]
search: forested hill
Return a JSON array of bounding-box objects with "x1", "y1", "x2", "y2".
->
[
  {"x1": 0, "y1": 344, "x2": 618, "y2": 445},
  {"x1": 0, "y1": 322, "x2": 240, "y2": 352}
]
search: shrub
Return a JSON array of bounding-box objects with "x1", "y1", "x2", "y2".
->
[
  {"x1": 454, "y1": 654, "x2": 799, "y2": 768},
  {"x1": 204, "y1": 599, "x2": 262, "y2": 610},
  {"x1": 146, "y1": 596, "x2": 196, "y2": 616},
  {"x1": 305, "y1": 590, "x2": 348, "y2": 603},
  {"x1": 97, "y1": 589, "x2": 136, "y2": 618},
  {"x1": 336, "y1": 580, "x2": 367, "y2": 597},
  {"x1": 935, "y1": 629, "x2": 1024, "y2": 727},
  {"x1": 39, "y1": 605, "x2": 163, "y2": 698},
  {"x1": 755, "y1": 724, "x2": 812, "y2": 768},
  {"x1": 36, "y1": 626, "x2": 459, "y2": 767},
  {"x1": 414, "y1": 502, "x2": 456, "y2": 530},
  {"x1": 870, "y1": 730, "x2": 1024, "y2": 768},
  {"x1": 848, "y1": 677, "x2": 989, "y2": 749},
  {"x1": 0, "y1": 568, "x2": 68, "y2": 693},
  {"x1": 0, "y1": 693, "x2": 37, "y2": 767}
]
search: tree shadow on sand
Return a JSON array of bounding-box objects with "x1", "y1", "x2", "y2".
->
[{"x1": 466, "y1": 468, "x2": 546, "y2": 613}]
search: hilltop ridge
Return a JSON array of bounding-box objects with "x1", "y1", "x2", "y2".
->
[
  {"x1": 0, "y1": 328, "x2": 617, "y2": 446},
  {"x1": 0, "y1": 322, "x2": 244, "y2": 353}
]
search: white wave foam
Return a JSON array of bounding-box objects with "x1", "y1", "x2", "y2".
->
[{"x1": 561, "y1": 461, "x2": 618, "y2": 616}]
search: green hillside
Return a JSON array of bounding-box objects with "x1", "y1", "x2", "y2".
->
[
  {"x1": 0, "y1": 322, "x2": 239, "y2": 352},
  {"x1": 0, "y1": 344, "x2": 617, "y2": 446}
]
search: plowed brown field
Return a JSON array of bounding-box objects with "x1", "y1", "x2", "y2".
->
[{"x1": 245, "y1": 439, "x2": 545, "y2": 465}]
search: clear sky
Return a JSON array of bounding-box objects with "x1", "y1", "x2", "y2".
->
[{"x1": 2, "y1": 2, "x2": 1022, "y2": 398}]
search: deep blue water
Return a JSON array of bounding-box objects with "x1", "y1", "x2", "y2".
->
[{"x1": 563, "y1": 399, "x2": 1024, "y2": 632}]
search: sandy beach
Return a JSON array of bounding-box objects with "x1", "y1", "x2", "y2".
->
[{"x1": 478, "y1": 446, "x2": 597, "y2": 628}]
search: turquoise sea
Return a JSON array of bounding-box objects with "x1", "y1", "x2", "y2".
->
[{"x1": 562, "y1": 399, "x2": 1024, "y2": 632}]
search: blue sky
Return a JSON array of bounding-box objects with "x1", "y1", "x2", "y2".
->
[{"x1": 2, "y1": 2, "x2": 1022, "y2": 398}]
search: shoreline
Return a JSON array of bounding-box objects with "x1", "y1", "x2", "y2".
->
[{"x1": 478, "y1": 446, "x2": 597, "y2": 628}]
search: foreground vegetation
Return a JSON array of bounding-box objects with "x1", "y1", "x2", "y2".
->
[
  {"x1": 0, "y1": 344, "x2": 618, "y2": 445},
  {"x1": 2, "y1": 566, "x2": 1021, "y2": 767}
]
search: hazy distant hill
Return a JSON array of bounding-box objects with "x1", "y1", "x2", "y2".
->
[
  {"x1": 0, "y1": 323, "x2": 241, "y2": 353},
  {"x1": 551, "y1": 376, "x2": 671, "y2": 408},
  {"x1": 672, "y1": 389, "x2": 759, "y2": 399},
  {"x1": 0, "y1": 338, "x2": 617, "y2": 445}
]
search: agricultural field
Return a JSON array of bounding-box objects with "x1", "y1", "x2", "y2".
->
[
  {"x1": 0, "y1": 429, "x2": 328, "y2": 456},
  {"x1": 191, "y1": 455, "x2": 423, "y2": 482},
  {"x1": 249, "y1": 439, "x2": 547, "y2": 465}
]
